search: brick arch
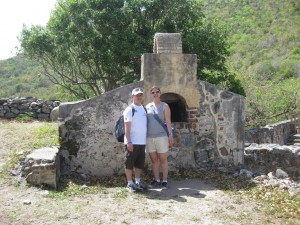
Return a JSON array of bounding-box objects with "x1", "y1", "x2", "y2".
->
[{"x1": 160, "y1": 93, "x2": 187, "y2": 122}]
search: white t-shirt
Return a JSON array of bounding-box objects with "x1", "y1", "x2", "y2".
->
[{"x1": 123, "y1": 104, "x2": 147, "y2": 145}]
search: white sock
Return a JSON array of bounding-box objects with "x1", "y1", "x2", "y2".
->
[
  {"x1": 163, "y1": 180, "x2": 168, "y2": 183},
  {"x1": 127, "y1": 180, "x2": 134, "y2": 185},
  {"x1": 135, "y1": 178, "x2": 141, "y2": 184},
  {"x1": 156, "y1": 179, "x2": 161, "y2": 183}
]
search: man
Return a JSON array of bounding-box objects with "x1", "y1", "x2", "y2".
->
[{"x1": 123, "y1": 87, "x2": 147, "y2": 191}]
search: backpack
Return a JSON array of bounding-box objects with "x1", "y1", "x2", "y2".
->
[{"x1": 114, "y1": 105, "x2": 146, "y2": 142}]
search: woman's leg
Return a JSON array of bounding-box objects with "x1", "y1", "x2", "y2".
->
[
  {"x1": 149, "y1": 152, "x2": 160, "y2": 180},
  {"x1": 158, "y1": 152, "x2": 168, "y2": 180}
]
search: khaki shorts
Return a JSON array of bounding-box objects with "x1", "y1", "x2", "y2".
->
[{"x1": 146, "y1": 136, "x2": 169, "y2": 154}]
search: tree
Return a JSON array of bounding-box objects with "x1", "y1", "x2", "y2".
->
[{"x1": 20, "y1": 0, "x2": 245, "y2": 99}]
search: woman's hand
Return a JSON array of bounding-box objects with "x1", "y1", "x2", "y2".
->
[{"x1": 168, "y1": 135, "x2": 173, "y2": 146}]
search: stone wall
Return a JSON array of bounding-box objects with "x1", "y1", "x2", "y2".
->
[
  {"x1": 244, "y1": 120, "x2": 300, "y2": 180},
  {"x1": 197, "y1": 81, "x2": 245, "y2": 168},
  {"x1": 59, "y1": 83, "x2": 141, "y2": 176},
  {"x1": 244, "y1": 143, "x2": 300, "y2": 180},
  {"x1": 245, "y1": 120, "x2": 293, "y2": 145},
  {"x1": 0, "y1": 97, "x2": 60, "y2": 120},
  {"x1": 58, "y1": 82, "x2": 245, "y2": 177}
]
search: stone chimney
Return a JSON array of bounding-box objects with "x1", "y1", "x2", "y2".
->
[
  {"x1": 153, "y1": 33, "x2": 182, "y2": 54},
  {"x1": 142, "y1": 33, "x2": 200, "y2": 108}
]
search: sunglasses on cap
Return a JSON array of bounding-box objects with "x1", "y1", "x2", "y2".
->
[
  {"x1": 151, "y1": 90, "x2": 160, "y2": 94},
  {"x1": 132, "y1": 87, "x2": 144, "y2": 95},
  {"x1": 133, "y1": 88, "x2": 143, "y2": 92}
]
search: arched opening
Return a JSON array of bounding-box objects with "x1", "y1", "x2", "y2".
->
[{"x1": 161, "y1": 93, "x2": 187, "y2": 122}]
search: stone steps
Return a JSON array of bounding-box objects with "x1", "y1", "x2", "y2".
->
[{"x1": 286, "y1": 133, "x2": 300, "y2": 146}]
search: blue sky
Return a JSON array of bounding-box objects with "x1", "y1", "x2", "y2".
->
[{"x1": 0, "y1": 0, "x2": 57, "y2": 60}]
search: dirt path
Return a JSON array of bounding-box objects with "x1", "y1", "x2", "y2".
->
[
  {"x1": 0, "y1": 177, "x2": 259, "y2": 225},
  {"x1": 0, "y1": 120, "x2": 290, "y2": 225}
]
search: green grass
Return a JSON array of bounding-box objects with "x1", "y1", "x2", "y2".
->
[
  {"x1": 113, "y1": 188, "x2": 128, "y2": 199},
  {"x1": 47, "y1": 180, "x2": 105, "y2": 199},
  {"x1": 31, "y1": 122, "x2": 59, "y2": 148},
  {"x1": 0, "y1": 120, "x2": 59, "y2": 173},
  {"x1": 15, "y1": 112, "x2": 35, "y2": 122}
]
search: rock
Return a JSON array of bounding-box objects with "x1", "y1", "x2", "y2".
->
[
  {"x1": 81, "y1": 184, "x2": 88, "y2": 190},
  {"x1": 288, "y1": 187, "x2": 300, "y2": 196},
  {"x1": 50, "y1": 106, "x2": 59, "y2": 121},
  {"x1": 267, "y1": 172, "x2": 274, "y2": 179},
  {"x1": 276, "y1": 169, "x2": 289, "y2": 179},
  {"x1": 23, "y1": 200, "x2": 32, "y2": 205},
  {"x1": 10, "y1": 169, "x2": 18, "y2": 176},
  {"x1": 40, "y1": 190, "x2": 50, "y2": 196},
  {"x1": 253, "y1": 175, "x2": 267, "y2": 181},
  {"x1": 80, "y1": 173, "x2": 87, "y2": 179},
  {"x1": 240, "y1": 169, "x2": 253, "y2": 178}
]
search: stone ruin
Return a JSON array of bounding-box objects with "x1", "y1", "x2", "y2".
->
[
  {"x1": 13, "y1": 33, "x2": 300, "y2": 189},
  {"x1": 57, "y1": 33, "x2": 245, "y2": 178},
  {"x1": 244, "y1": 120, "x2": 300, "y2": 180}
]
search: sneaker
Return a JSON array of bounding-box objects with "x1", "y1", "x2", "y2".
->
[
  {"x1": 148, "y1": 180, "x2": 161, "y2": 188},
  {"x1": 126, "y1": 183, "x2": 142, "y2": 192},
  {"x1": 161, "y1": 181, "x2": 168, "y2": 190},
  {"x1": 136, "y1": 182, "x2": 148, "y2": 191}
]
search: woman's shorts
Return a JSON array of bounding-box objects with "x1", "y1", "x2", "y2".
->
[{"x1": 146, "y1": 136, "x2": 169, "y2": 154}]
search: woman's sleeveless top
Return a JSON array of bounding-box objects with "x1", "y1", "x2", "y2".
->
[{"x1": 146, "y1": 102, "x2": 167, "y2": 138}]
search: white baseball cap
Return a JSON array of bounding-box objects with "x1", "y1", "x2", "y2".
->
[{"x1": 131, "y1": 87, "x2": 144, "y2": 95}]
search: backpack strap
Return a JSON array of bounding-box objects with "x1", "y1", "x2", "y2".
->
[
  {"x1": 151, "y1": 103, "x2": 169, "y2": 136},
  {"x1": 131, "y1": 104, "x2": 147, "y2": 117},
  {"x1": 130, "y1": 104, "x2": 135, "y2": 117}
]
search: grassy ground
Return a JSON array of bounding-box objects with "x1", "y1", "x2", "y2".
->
[{"x1": 0, "y1": 119, "x2": 299, "y2": 224}]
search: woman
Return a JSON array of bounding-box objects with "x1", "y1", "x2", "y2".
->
[{"x1": 146, "y1": 86, "x2": 173, "y2": 189}]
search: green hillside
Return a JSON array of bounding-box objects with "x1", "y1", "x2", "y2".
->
[
  {"x1": 0, "y1": 54, "x2": 69, "y2": 101},
  {"x1": 203, "y1": 0, "x2": 300, "y2": 127},
  {"x1": 203, "y1": 0, "x2": 300, "y2": 80},
  {"x1": 0, "y1": 0, "x2": 299, "y2": 126}
]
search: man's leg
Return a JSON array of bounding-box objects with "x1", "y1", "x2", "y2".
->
[
  {"x1": 125, "y1": 146, "x2": 135, "y2": 188},
  {"x1": 134, "y1": 167, "x2": 142, "y2": 181},
  {"x1": 133, "y1": 145, "x2": 147, "y2": 190},
  {"x1": 125, "y1": 168, "x2": 133, "y2": 182}
]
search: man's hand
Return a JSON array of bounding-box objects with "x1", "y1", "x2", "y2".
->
[{"x1": 127, "y1": 143, "x2": 133, "y2": 152}]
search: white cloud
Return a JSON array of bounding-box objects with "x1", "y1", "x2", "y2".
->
[{"x1": 0, "y1": 0, "x2": 57, "y2": 60}]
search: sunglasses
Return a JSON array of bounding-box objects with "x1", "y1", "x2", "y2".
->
[
  {"x1": 133, "y1": 88, "x2": 143, "y2": 92},
  {"x1": 151, "y1": 90, "x2": 160, "y2": 94}
]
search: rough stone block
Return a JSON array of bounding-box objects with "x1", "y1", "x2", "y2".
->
[{"x1": 21, "y1": 147, "x2": 60, "y2": 189}]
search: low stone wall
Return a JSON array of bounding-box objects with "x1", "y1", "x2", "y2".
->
[
  {"x1": 244, "y1": 120, "x2": 300, "y2": 180},
  {"x1": 0, "y1": 97, "x2": 60, "y2": 120},
  {"x1": 245, "y1": 120, "x2": 293, "y2": 145},
  {"x1": 244, "y1": 143, "x2": 300, "y2": 180}
]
